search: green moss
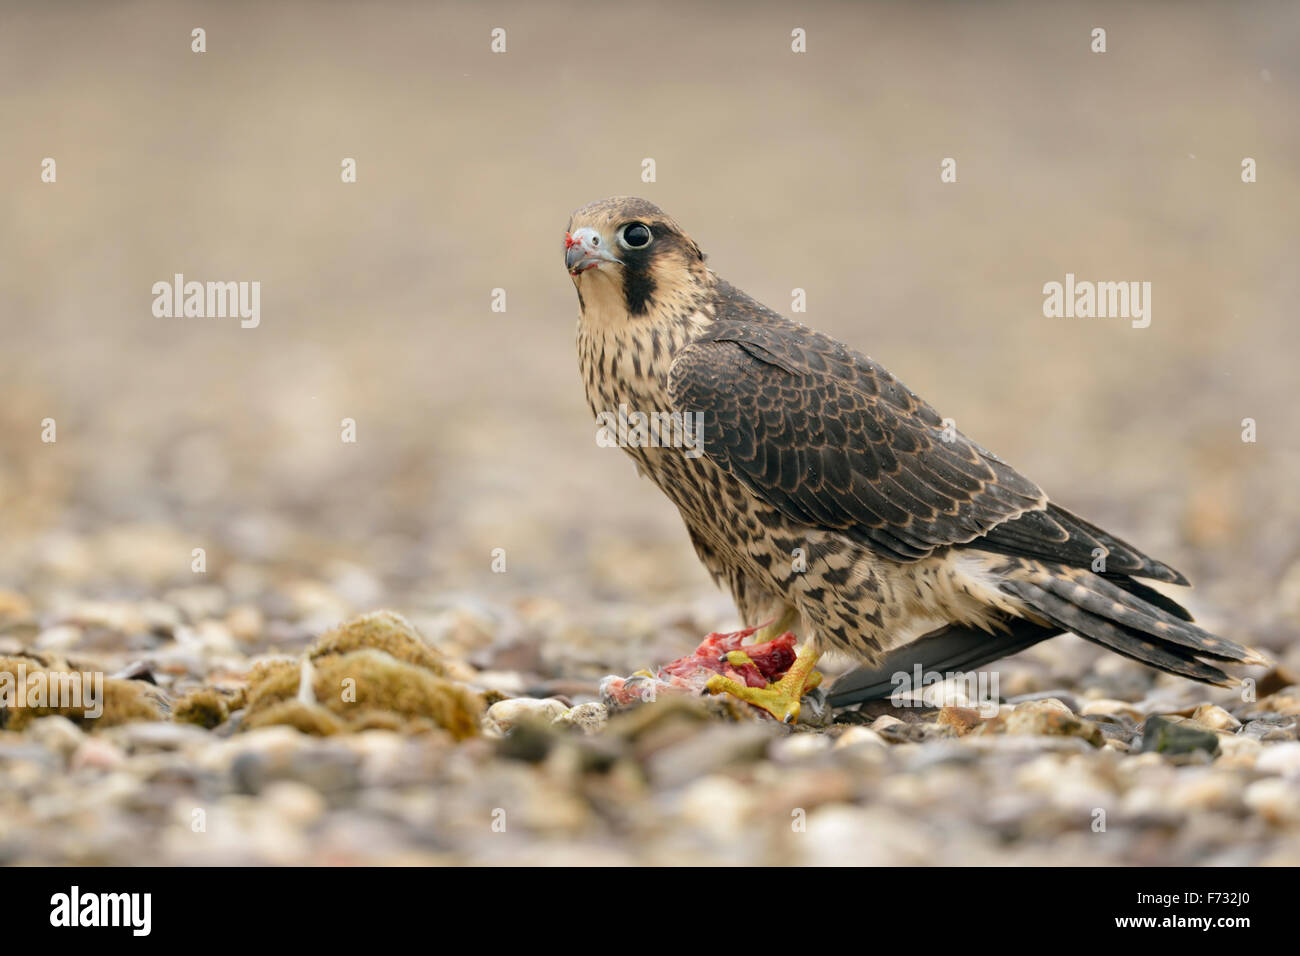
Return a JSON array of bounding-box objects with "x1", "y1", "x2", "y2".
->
[
  {"x1": 308, "y1": 610, "x2": 448, "y2": 677},
  {"x1": 0, "y1": 655, "x2": 166, "y2": 730},
  {"x1": 242, "y1": 699, "x2": 346, "y2": 736},
  {"x1": 173, "y1": 687, "x2": 231, "y2": 729},
  {"x1": 242, "y1": 648, "x2": 482, "y2": 739}
]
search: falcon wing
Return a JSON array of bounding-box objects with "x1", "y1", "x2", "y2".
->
[
  {"x1": 668, "y1": 285, "x2": 1185, "y2": 582},
  {"x1": 668, "y1": 321, "x2": 1042, "y2": 562}
]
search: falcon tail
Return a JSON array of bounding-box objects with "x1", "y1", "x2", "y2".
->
[
  {"x1": 827, "y1": 562, "x2": 1270, "y2": 708},
  {"x1": 826, "y1": 618, "x2": 1057, "y2": 707},
  {"x1": 996, "y1": 565, "x2": 1270, "y2": 686}
]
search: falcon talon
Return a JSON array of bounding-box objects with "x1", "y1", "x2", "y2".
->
[{"x1": 566, "y1": 197, "x2": 1270, "y2": 713}]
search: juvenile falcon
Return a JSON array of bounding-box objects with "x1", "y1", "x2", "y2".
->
[{"x1": 565, "y1": 196, "x2": 1267, "y2": 722}]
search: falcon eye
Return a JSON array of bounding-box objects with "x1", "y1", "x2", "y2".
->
[{"x1": 619, "y1": 222, "x2": 652, "y2": 249}]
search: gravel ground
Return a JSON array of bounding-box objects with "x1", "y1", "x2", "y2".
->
[{"x1": 2, "y1": 586, "x2": 1298, "y2": 866}]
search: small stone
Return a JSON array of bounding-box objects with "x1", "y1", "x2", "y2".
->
[
  {"x1": 1255, "y1": 742, "x2": 1300, "y2": 777},
  {"x1": 474, "y1": 670, "x2": 529, "y2": 696},
  {"x1": 1216, "y1": 733, "x2": 1262, "y2": 763},
  {"x1": 112, "y1": 722, "x2": 212, "y2": 753},
  {"x1": 1169, "y1": 771, "x2": 1244, "y2": 812},
  {"x1": 260, "y1": 780, "x2": 327, "y2": 827},
  {"x1": 1261, "y1": 687, "x2": 1300, "y2": 716},
  {"x1": 225, "y1": 605, "x2": 265, "y2": 643},
  {"x1": 25, "y1": 716, "x2": 84, "y2": 757},
  {"x1": 162, "y1": 585, "x2": 228, "y2": 621},
  {"x1": 645, "y1": 723, "x2": 773, "y2": 789},
  {"x1": 0, "y1": 590, "x2": 34, "y2": 622},
  {"x1": 1080, "y1": 698, "x2": 1144, "y2": 720},
  {"x1": 833, "y1": 726, "x2": 888, "y2": 750},
  {"x1": 69, "y1": 736, "x2": 126, "y2": 772},
  {"x1": 1018, "y1": 696, "x2": 1073, "y2": 714},
  {"x1": 1007, "y1": 690, "x2": 1081, "y2": 713},
  {"x1": 1004, "y1": 699, "x2": 1104, "y2": 747},
  {"x1": 1140, "y1": 715, "x2": 1220, "y2": 756},
  {"x1": 678, "y1": 775, "x2": 757, "y2": 840},
  {"x1": 1191, "y1": 704, "x2": 1241, "y2": 732},
  {"x1": 869, "y1": 715, "x2": 905, "y2": 733},
  {"x1": 484, "y1": 697, "x2": 569, "y2": 735},
  {"x1": 555, "y1": 701, "x2": 608, "y2": 735},
  {"x1": 33, "y1": 626, "x2": 82, "y2": 652},
  {"x1": 936, "y1": 705, "x2": 985, "y2": 736},
  {"x1": 1244, "y1": 778, "x2": 1300, "y2": 825},
  {"x1": 769, "y1": 733, "x2": 832, "y2": 762},
  {"x1": 1242, "y1": 717, "x2": 1297, "y2": 741}
]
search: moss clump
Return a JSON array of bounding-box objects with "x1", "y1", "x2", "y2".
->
[
  {"x1": 225, "y1": 658, "x2": 296, "y2": 713},
  {"x1": 0, "y1": 655, "x2": 166, "y2": 731},
  {"x1": 242, "y1": 699, "x2": 346, "y2": 736},
  {"x1": 172, "y1": 687, "x2": 231, "y2": 729},
  {"x1": 308, "y1": 610, "x2": 448, "y2": 677},
  {"x1": 242, "y1": 647, "x2": 482, "y2": 739}
]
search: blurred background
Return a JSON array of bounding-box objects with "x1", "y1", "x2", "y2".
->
[{"x1": 2, "y1": 0, "x2": 1298, "y2": 677}]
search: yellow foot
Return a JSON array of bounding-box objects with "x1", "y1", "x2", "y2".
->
[{"x1": 706, "y1": 646, "x2": 822, "y2": 723}]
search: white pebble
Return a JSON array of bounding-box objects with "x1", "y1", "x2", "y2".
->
[
  {"x1": 1256, "y1": 742, "x2": 1300, "y2": 777},
  {"x1": 1244, "y1": 778, "x2": 1300, "y2": 824},
  {"x1": 556, "y1": 701, "x2": 608, "y2": 735},
  {"x1": 484, "y1": 697, "x2": 568, "y2": 735}
]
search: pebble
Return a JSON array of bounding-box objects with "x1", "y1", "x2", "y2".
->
[
  {"x1": 1007, "y1": 690, "x2": 1081, "y2": 713},
  {"x1": 1243, "y1": 717, "x2": 1297, "y2": 741},
  {"x1": 1080, "y1": 698, "x2": 1144, "y2": 720},
  {"x1": 833, "y1": 726, "x2": 888, "y2": 750},
  {"x1": 554, "y1": 701, "x2": 608, "y2": 735},
  {"x1": 1244, "y1": 779, "x2": 1300, "y2": 825},
  {"x1": 1261, "y1": 689, "x2": 1300, "y2": 716},
  {"x1": 1255, "y1": 742, "x2": 1300, "y2": 777},
  {"x1": 1140, "y1": 715, "x2": 1221, "y2": 756},
  {"x1": 69, "y1": 736, "x2": 126, "y2": 772},
  {"x1": 1216, "y1": 733, "x2": 1262, "y2": 765},
  {"x1": 769, "y1": 733, "x2": 832, "y2": 762},
  {"x1": 1191, "y1": 703, "x2": 1241, "y2": 732},
  {"x1": 937, "y1": 705, "x2": 985, "y2": 736},
  {"x1": 483, "y1": 697, "x2": 569, "y2": 735},
  {"x1": 1169, "y1": 770, "x2": 1244, "y2": 812},
  {"x1": 260, "y1": 780, "x2": 328, "y2": 827},
  {"x1": 33, "y1": 626, "x2": 82, "y2": 651},
  {"x1": 1004, "y1": 700, "x2": 1104, "y2": 746},
  {"x1": 869, "y1": 715, "x2": 905, "y2": 734},
  {"x1": 111, "y1": 722, "x2": 212, "y2": 754},
  {"x1": 677, "y1": 775, "x2": 756, "y2": 839},
  {"x1": 25, "y1": 716, "x2": 84, "y2": 758},
  {"x1": 225, "y1": 605, "x2": 266, "y2": 643}
]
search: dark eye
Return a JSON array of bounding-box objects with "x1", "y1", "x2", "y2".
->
[{"x1": 620, "y1": 222, "x2": 652, "y2": 249}]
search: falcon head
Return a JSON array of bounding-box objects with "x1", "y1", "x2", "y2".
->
[{"x1": 565, "y1": 197, "x2": 706, "y2": 317}]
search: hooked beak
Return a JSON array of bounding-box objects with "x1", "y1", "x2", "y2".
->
[{"x1": 565, "y1": 227, "x2": 623, "y2": 276}]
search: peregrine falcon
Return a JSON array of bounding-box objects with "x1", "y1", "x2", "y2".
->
[{"x1": 566, "y1": 196, "x2": 1267, "y2": 722}]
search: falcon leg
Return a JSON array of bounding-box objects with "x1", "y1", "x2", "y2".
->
[
  {"x1": 754, "y1": 606, "x2": 799, "y2": 643},
  {"x1": 705, "y1": 644, "x2": 822, "y2": 724}
]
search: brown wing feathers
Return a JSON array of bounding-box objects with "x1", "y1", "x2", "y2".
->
[{"x1": 670, "y1": 279, "x2": 1266, "y2": 688}]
